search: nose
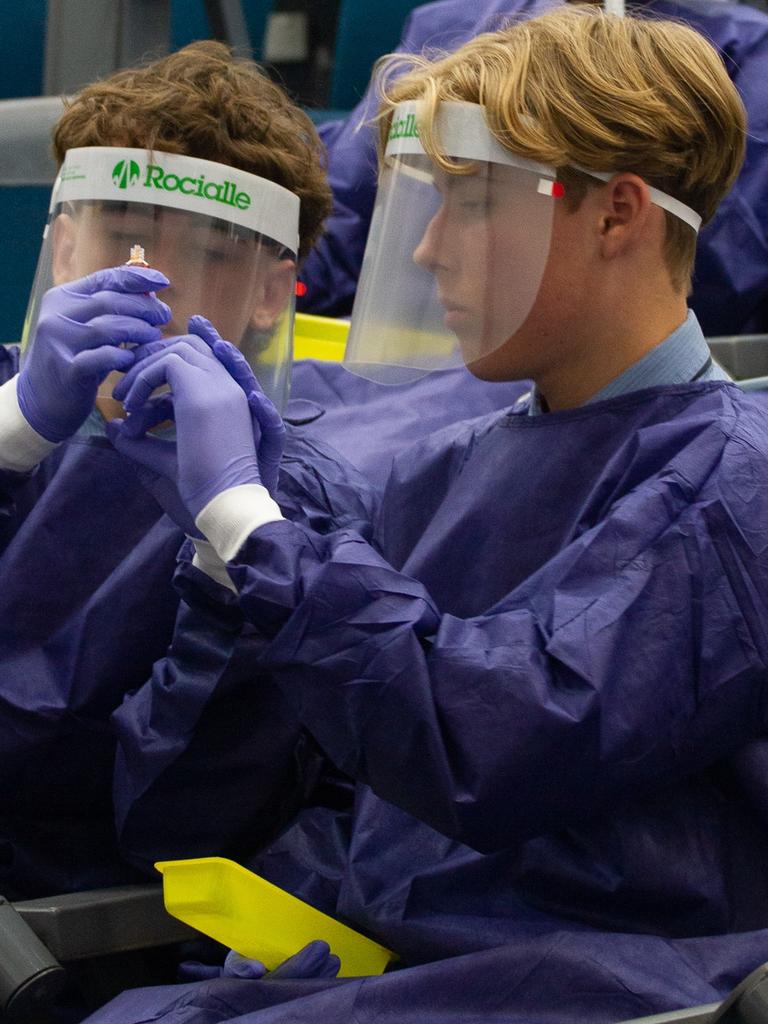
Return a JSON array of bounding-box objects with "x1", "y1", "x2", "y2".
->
[{"x1": 413, "y1": 205, "x2": 449, "y2": 274}]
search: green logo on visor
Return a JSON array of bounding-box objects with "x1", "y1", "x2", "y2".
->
[
  {"x1": 388, "y1": 112, "x2": 419, "y2": 141},
  {"x1": 108, "y1": 158, "x2": 252, "y2": 211},
  {"x1": 143, "y1": 165, "x2": 252, "y2": 210},
  {"x1": 112, "y1": 159, "x2": 141, "y2": 189}
]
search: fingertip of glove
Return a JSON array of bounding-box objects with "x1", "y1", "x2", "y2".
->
[
  {"x1": 188, "y1": 314, "x2": 219, "y2": 340},
  {"x1": 114, "y1": 347, "x2": 137, "y2": 368},
  {"x1": 118, "y1": 266, "x2": 170, "y2": 290},
  {"x1": 305, "y1": 940, "x2": 331, "y2": 956},
  {"x1": 111, "y1": 378, "x2": 129, "y2": 401},
  {"x1": 213, "y1": 338, "x2": 237, "y2": 360},
  {"x1": 188, "y1": 314, "x2": 212, "y2": 328},
  {"x1": 224, "y1": 951, "x2": 267, "y2": 980}
]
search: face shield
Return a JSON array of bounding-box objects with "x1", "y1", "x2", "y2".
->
[
  {"x1": 345, "y1": 101, "x2": 702, "y2": 385},
  {"x1": 21, "y1": 147, "x2": 299, "y2": 425},
  {"x1": 344, "y1": 101, "x2": 560, "y2": 384}
]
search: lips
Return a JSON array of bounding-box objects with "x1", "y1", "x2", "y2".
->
[
  {"x1": 438, "y1": 293, "x2": 466, "y2": 314},
  {"x1": 442, "y1": 305, "x2": 471, "y2": 335}
]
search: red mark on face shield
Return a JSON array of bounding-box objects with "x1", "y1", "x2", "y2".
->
[{"x1": 537, "y1": 179, "x2": 566, "y2": 199}]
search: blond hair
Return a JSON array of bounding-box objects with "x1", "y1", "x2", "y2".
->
[
  {"x1": 53, "y1": 41, "x2": 331, "y2": 261},
  {"x1": 377, "y1": 6, "x2": 746, "y2": 290}
]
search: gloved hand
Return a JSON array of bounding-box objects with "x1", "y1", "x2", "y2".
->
[
  {"x1": 108, "y1": 387, "x2": 199, "y2": 536},
  {"x1": 16, "y1": 265, "x2": 170, "y2": 442},
  {"x1": 188, "y1": 316, "x2": 285, "y2": 496},
  {"x1": 107, "y1": 333, "x2": 262, "y2": 529},
  {"x1": 178, "y1": 940, "x2": 341, "y2": 983},
  {"x1": 129, "y1": 316, "x2": 286, "y2": 495}
]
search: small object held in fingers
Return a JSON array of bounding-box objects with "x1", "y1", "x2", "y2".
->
[
  {"x1": 125, "y1": 244, "x2": 149, "y2": 268},
  {"x1": 97, "y1": 244, "x2": 159, "y2": 423},
  {"x1": 124, "y1": 242, "x2": 156, "y2": 300}
]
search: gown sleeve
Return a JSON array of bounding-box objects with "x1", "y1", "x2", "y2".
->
[
  {"x1": 113, "y1": 433, "x2": 379, "y2": 871},
  {"x1": 113, "y1": 576, "x2": 336, "y2": 873},
  {"x1": 0, "y1": 346, "x2": 59, "y2": 552}
]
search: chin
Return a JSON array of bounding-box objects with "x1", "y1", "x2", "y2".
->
[
  {"x1": 461, "y1": 313, "x2": 552, "y2": 382},
  {"x1": 464, "y1": 357, "x2": 511, "y2": 381},
  {"x1": 460, "y1": 336, "x2": 528, "y2": 382}
]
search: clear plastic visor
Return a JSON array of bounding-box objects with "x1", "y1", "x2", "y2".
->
[
  {"x1": 21, "y1": 197, "x2": 297, "y2": 418},
  {"x1": 344, "y1": 151, "x2": 557, "y2": 384}
]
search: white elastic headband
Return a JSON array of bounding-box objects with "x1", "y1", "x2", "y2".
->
[
  {"x1": 576, "y1": 168, "x2": 701, "y2": 233},
  {"x1": 386, "y1": 101, "x2": 701, "y2": 234},
  {"x1": 386, "y1": 100, "x2": 553, "y2": 177},
  {"x1": 49, "y1": 147, "x2": 300, "y2": 254}
]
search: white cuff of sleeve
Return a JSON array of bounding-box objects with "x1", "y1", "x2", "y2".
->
[
  {"x1": 195, "y1": 483, "x2": 284, "y2": 564},
  {"x1": 0, "y1": 375, "x2": 59, "y2": 473},
  {"x1": 190, "y1": 537, "x2": 238, "y2": 593}
]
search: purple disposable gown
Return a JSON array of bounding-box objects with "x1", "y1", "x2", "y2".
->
[
  {"x1": 0, "y1": 344, "x2": 522, "y2": 897},
  {"x1": 97, "y1": 380, "x2": 768, "y2": 1022},
  {"x1": 300, "y1": 0, "x2": 768, "y2": 336}
]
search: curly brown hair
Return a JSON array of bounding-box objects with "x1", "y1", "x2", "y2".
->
[{"x1": 53, "y1": 41, "x2": 331, "y2": 261}]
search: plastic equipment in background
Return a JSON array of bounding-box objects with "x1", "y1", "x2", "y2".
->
[{"x1": 293, "y1": 311, "x2": 348, "y2": 361}]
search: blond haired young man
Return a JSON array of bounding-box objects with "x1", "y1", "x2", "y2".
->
[
  {"x1": 99, "y1": 9, "x2": 768, "y2": 1023},
  {"x1": 302, "y1": 0, "x2": 768, "y2": 336}
]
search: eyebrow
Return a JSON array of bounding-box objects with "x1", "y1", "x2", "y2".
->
[
  {"x1": 432, "y1": 168, "x2": 485, "y2": 191},
  {"x1": 88, "y1": 201, "x2": 294, "y2": 257}
]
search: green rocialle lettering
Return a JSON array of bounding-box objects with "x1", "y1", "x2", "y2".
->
[
  {"x1": 388, "y1": 113, "x2": 419, "y2": 141},
  {"x1": 141, "y1": 164, "x2": 252, "y2": 210}
]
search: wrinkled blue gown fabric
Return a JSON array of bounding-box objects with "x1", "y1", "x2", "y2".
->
[
  {"x1": 288, "y1": 358, "x2": 525, "y2": 489},
  {"x1": 94, "y1": 381, "x2": 768, "y2": 1023},
  {"x1": 299, "y1": 0, "x2": 768, "y2": 336},
  {"x1": 0, "y1": 343, "x2": 522, "y2": 898}
]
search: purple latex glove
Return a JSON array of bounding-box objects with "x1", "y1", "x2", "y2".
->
[
  {"x1": 16, "y1": 265, "x2": 170, "y2": 442},
  {"x1": 189, "y1": 316, "x2": 286, "y2": 496},
  {"x1": 131, "y1": 316, "x2": 286, "y2": 495},
  {"x1": 108, "y1": 391, "x2": 200, "y2": 535},
  {"x1": 178, "y1": 941, "x2": 341, "y2": 983},
  {"x1": 107, "y1": 336, "x2": 261, "y2": 526}
]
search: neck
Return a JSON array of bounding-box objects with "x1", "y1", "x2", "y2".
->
[{"x1": 535, "y1": 287, "x2": 689, "y2": 412}]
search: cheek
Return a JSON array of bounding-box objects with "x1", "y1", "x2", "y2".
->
[
  {"x1": 191, "y1": 265, "x2": 261, "y2": 341},
  {"x1": 483, "y1": 223, "x2": 550, "y2": 323},
  {"x1": 70, "y1": 237, "x2": 115, "y2": 278},
  {"x1": 535, "y1": 244, "x2": 587, "y2": 320}
]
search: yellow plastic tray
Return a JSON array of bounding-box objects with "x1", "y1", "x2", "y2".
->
[
  {"x1": 156, "y1": 856, "x2": 394, "y2": 977},
  {"x1": 293, "y1": 312, "x2": 349, "y2": 362}
]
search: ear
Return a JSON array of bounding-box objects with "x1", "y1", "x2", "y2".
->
[
  {"x1": 597, "y1": 173, "x2": 658, "y2": 260},
  {"x1": 249, "y1": 258, "x2": 296, "y2": 332},
  {"x1": 51, "y1": 211, "x2": 79, "y2": 285}
]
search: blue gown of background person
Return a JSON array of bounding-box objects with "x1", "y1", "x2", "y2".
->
[
  {"x1": 300, "y1": 0, "x2": 768, "y2": 337},
  {"x1": 288, "y1": 358, "x2": 526, "y2": 489},
  {"x1": 91, "y1": 379, "x2": 768, "y2": 1022},
  {"x1": 0, "y1": 344, "x2": 524, "y2": 898}
]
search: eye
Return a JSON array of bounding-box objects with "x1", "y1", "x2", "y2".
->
[
  {"x1": 108, "y1": 230, "x2": 141, "y2": 244},
  {"x1": 452, "y1": 191, "x2": 493, "y2": 218},
  {"x1": 202, "y1": 248, "x2": 230, "y2": 263}
]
